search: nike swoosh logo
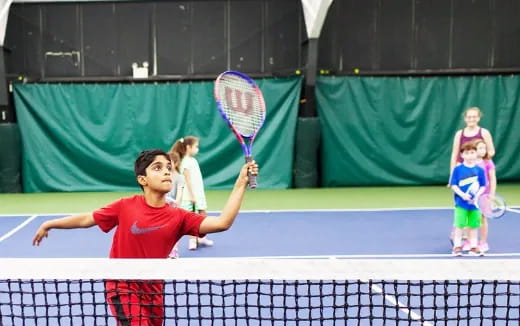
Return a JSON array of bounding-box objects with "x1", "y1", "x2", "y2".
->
[{"x1": 130, "y1": 221, "x2": 164, "y2": 235}]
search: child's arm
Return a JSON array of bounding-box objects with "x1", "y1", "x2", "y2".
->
[
  {"x1": 449, "y1": 131, "x2": 462, "y2": 176},
  {"x1": 183, "y1": 169, "x2": 196, "y2": 204},
  {"x1": 175, "y1": 183, "x2": 184, "y2": 205},
  {"x1": 488, "y1": 168, "x2": 497, "y2": 198},
  {"x1": 199, "y1": 162, "x2": 258, "y2": 234},
  {"x1": 33, "y1": 213, "x2": 96, "y2": 246},
  {"x1": 448, "y1": 131, "x2": 462, "y2": 186},
  {"x1": 482, "y1": 129, "x2": 495, "y2": 158},
  {"x1": 451, "y1": 185, "x2": 471, "y2": 202}
]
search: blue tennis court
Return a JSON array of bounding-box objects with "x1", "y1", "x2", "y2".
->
[
  {"x1": 1, "y1": 208, "x2": 520, "y2": 325},
  {"x1": 1, "y1": 208, "x2": 520, "y2": 258}
]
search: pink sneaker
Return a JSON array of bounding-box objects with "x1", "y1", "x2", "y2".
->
[
  {"x1": 479, "y1": 241, "x2": 489, "y2": 253},
  {"x1": 462, "y1": 240, "x2": 471, "y2": 251},
  {"x1": 468, "y1": 247, "x2": 484, "y2": 257}
]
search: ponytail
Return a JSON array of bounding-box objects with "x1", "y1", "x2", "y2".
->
[{"x1": 170, "y1": 136, "x2": 199, "y2": 159}]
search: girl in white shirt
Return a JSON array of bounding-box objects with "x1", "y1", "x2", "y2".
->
[{"x1": 171, "y1": 136, "x2": 213, "y2": 250}]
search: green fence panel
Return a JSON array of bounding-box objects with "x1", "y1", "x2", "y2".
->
[
  {"x1": 293, "y1": 117, "x2": 320, "y2": 188},
  {"x1": 13, "y1": 78, "x2": 301, "y2": 192},
  {"x1": 0, "y1": 123, "x2": 22, "y2": 193},
  {"x1": 317, "y1": 76, "x2": 520, "y2": 186}
]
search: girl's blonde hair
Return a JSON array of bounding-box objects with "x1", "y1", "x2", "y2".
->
[
  {"x1": 473, "y1": 139, "x2": 491, "y2": 160},
  {"x1": 463, "y1": 107, "x2": 482, "y2": 118},
  {"x1": 170, "y1": 136, "x2": 199, "y2": 160}
]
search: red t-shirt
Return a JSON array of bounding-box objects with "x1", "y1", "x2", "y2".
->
[
  {"x1": 93, "y1": 195, "x2": 205, "y2": 258},
  {"x1": 93, "y1": 195, "x2": 206, "y2": 300}
]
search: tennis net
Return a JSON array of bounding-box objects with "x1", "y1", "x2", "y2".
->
[{"x1": 0, "y1": 258, "x2": 519, "y2": 325}]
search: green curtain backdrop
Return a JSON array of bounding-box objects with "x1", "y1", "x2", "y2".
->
[
  {"x1": 13, "y1": 77, "x2": 301, "y2": 192},
  {"x1": 317, "y1": 76, "x2": 520, "y2": 186}
]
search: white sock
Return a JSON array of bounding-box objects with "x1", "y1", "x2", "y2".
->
[
  {"x1": 468, "y1": 229, "x2": 479, "y2": 248},
  {"x1": 453, "y1": 228, "x2": 463, "y2": 248}
]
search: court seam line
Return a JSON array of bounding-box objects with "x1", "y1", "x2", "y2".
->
[
  {"x1": 214, "y1": 253, "x2": 520, "y2": 259},
  {"x1": 0, "y1": 208, "x2": 457, "y2": 217},
  {"x1": 364, "y1": 280, "x2": 433, "y2": 326},
  {"x1": 2, "y1": 206, "x2": 520, "y2": 216},
  {"x1": 0, "y1": 215, "x2": 38, "y2": 243}
]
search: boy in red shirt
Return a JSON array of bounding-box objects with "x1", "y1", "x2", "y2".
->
[{"x1": 32, "y1": 149, "x2": 259, "y2": 326}]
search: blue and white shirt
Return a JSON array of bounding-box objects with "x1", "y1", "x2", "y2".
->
[{"x1": 450, "y1": 164, "x2": 486, "y2": 210}]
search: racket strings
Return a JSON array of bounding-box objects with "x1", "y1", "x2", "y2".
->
[
  {"x1": 217, "y1": 75, "x2": 265, "y2": 137},
  {"x1": 478, "y1": 194, "x2": 506, "y2": 218}
]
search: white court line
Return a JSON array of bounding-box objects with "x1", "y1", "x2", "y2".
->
[
  {"x1": 0, "y1": 215, "x2": 38, "y2": 243},
  {"x1": 188, "y1": 253, "x2": 520, "y2": 259},
  {"x1": 0, "y1": 207, "x2": 454, "y2": 218},
  {"x1": 364, "y1": 280, "x2": 433, "y2": 326},
  {"x1": 2, "y1": 206, "x2": 520, "y2": 217},
  {"x1": 0, "y1": 213, "x2": 75, "y2": 218}
]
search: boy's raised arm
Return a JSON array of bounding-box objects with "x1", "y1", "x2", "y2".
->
[{"x1": 199, "y1": 161, "x2": 258, "y2": 234}]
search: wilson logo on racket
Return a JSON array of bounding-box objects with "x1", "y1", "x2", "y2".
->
[
  {"x1": 224, "y1": 88, "x2": 255, "y2": 115},
  {"x1": 214, "y1": 71, "x2": 266, "y2": 189}
]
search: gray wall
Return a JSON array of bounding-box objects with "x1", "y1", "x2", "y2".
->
[
  {"x1": 319, "y1": 0, "x2": 520, "y2": 74},
  {"x1": 5, "y1": 0, "x2": 304, "y2": 79},
  {"x1": 6, "y1": 0, "x2": 520, "y2": 79}
]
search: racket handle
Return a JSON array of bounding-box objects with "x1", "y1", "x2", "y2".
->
[{"x1": 245, "y1": 155, "x2": 257, "y2": 189}]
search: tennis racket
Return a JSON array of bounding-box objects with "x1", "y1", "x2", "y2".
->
[
  {"x1": 214, "y1": 71, "x2": 266, "y2": 189},
  {"x1": 475, "y1": 193, "x2": 507, "y2": 219}
]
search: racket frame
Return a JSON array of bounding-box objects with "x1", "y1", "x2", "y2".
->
[
  {"x1": 475, "y1": 193, "x2": 507, "y2": 219},
  {"x1": 214, "y1": 70, "x2": 266, "y2": 188}
]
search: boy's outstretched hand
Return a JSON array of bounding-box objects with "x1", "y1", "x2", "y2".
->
[
  {"x1": 31, "y1": 213, "x2": 96, "y2": 246},
  {"x1": 33, "y1": 223, "x2": 50, "y2": 246},
  {"x1": 236, "y1": 161, "x2": 259, "y2": 188}
]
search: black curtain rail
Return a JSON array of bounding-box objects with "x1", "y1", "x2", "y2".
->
[
  {"x1": 9, "y1": 72, "x2": 302, "y2": 84},
  {"x1": 335, "y1": 67, "x2": 520, "y2": 77}
]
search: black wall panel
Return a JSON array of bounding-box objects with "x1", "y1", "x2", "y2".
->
[
  {"x1": 116, "y1": 3, "x2": 151, "y2": 76},
  {"x1": 192, "y1": 1, "x2": 226, "y2": 74},
  {"x1": 493, "y1": 0, "x2": 520, "y2": 68},
  {"x1": 6, "y1": 5, "x2": 42, "y2": 77},
  {"x1": 22, "y1": 6, "x2": 43, "y2": 77},
  {"x1": 7, "y1": 0, "x2": 520, "y2": 78},
  {"x1": 451, "y1": 0, "x2": 493, "y2": 68},
  {"x1": 42, "y1": 4, "x2": 80, "y2": 77},
  {"x1": 334, "y1": 0, "x2": 379, "y2": 71},
  {"x1": 378, "y1": 0, "x2": 413, "y2": 70},
  {"x1": 414, "y1": 0, "x2": 451, "y2": 70},
  {"x1": 264, "y1": 0, "x2": 301, "y2": 73},
  {"x1": 5, "y1": 7, "x2": 25, "y2": 76},
  {"x1": 82, "y1": 3, "x2": 117, "y2": 76},
  {"x1": 229, "y1": 1, "x2": 263, "y2": 73},
  {"x1": 156, "y1": 2, "x2": 191, "y2": 75},
  {"x1": 6, "y1": 1, "x2": 303, "y2": 79},
  {"x1": 318, "y1": 0, "x2": 520, "y2": 73},
  {"x1": 315, "y1": 1, "x2": 336, "y2": 71}
]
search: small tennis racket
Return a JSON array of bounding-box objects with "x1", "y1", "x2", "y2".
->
[
  {"x1": 475, "y1": 193, "x2": 507, "y2": 219},
  {"x1": 214, "y1": 71, "x2": 266, "y2": 189}
]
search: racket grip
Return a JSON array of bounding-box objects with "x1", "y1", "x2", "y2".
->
[{"x1": 245, "y1": 155, "x2": 257, "y2": 189}]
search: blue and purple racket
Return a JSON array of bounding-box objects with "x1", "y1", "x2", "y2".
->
[{"x1": 214, "y1": 71, "x2": 266, "y2": 189}]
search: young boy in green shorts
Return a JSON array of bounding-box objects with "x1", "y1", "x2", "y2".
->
[{"x1": 449, "y1": 140, "x2": 487, "y2": 256}]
